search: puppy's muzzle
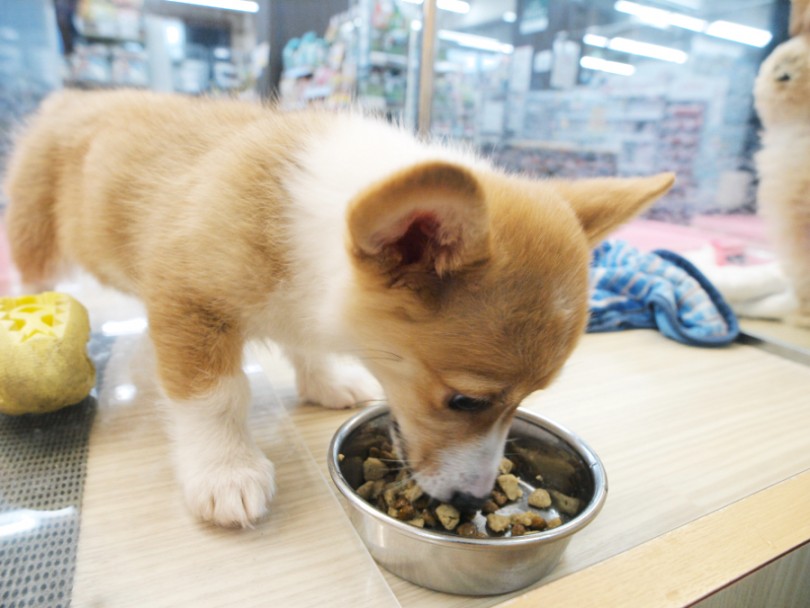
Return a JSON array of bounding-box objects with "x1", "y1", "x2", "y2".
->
[{"x1": 449, "y1": 491, "x2": 487, "y2": 512}]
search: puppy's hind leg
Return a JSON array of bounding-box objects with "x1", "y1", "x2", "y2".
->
[
  {"x1": 286, "y1": 349, "x2": 383, "y2": 410},
  {"x1": 3, "y1": 130, "x2": 63, "y2": 293},
  {"x1": 150, "y1": 300, "x2": 275, "y2": 528}
]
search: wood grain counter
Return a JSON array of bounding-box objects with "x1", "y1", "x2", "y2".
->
[{"x1": 66, "y1": 292, "x2": 810, "y2": 607}]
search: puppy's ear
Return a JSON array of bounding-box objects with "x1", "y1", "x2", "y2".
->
[
  {"x1": 348, "y1": 161, "x2": 489, "y2": 278},
  {"x1": 554, "y1": 173, "x2": 675, "y2": 246}
]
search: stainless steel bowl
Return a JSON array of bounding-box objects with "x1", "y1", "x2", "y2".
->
[{"x1": 328, "y1": 405, "x2": 607, "y2": 596}]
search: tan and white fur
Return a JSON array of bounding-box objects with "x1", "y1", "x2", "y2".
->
[
  {"x1": 791, "y1": 0, "x2": 810, "y2": 37},
  {"x1": 754, "y1": 34, "x2": 810, "y2": 327},
  {"x1": 4, "y1": 90, "x2": 673, "y2": 527}
]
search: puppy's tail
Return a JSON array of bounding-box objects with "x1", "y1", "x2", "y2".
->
[{"x1": 2, "y1": 94, "x2": 72, "y2": 291}]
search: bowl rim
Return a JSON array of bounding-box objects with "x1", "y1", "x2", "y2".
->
[{"x1": 328, "y1": 404, "x2": 608, "y2": 549}]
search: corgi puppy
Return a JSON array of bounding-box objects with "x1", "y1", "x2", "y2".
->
[
  {"x1": 754, "y1": 34, "x2": 810, "y2": 327},
  {"x1": 791, "y1": 0, "x2": 810, "y2": 36},
  {"x1": 4, "y1": 90, "x2": 673, "y2": 527}
]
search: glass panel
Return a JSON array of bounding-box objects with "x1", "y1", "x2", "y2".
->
[
  {"x1": 424, "y1": 0, "x2": 810, "y2": 350},
  {"x1": 428, "y1": 0, "x2": 786, "y2": 222}
]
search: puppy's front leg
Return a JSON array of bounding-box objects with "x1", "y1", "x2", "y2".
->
[{"x1": 149, "y1": 302, "x2": 275, "y2": 528}]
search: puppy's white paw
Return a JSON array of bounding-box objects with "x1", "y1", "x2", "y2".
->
[
  {"x1": 297, "y1": 363, "x2": 383, "y2": 409},
  {"x1": 181, "y1": 449, "x2": 276, "y2": 528}
]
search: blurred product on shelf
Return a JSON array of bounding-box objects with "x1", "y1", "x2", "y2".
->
[{"x1": 279, "y1": 17, "x2": 356, "y2": 111}]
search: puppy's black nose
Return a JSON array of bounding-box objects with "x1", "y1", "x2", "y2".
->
[{"x1": 450, "y1": 491, "x2": 487, "y2": 513}]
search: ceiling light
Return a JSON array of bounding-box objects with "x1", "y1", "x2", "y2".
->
[
  {"x1": 615, "y1": 1, "x2": 673, "y2": 28},
  {"x1": 583, "y1": 33, "x2": 609, "y2": 48},
  {"x1": 705, "y1": 20, "x2": 773, "y2": 47},
  {"x1": 438, "y1": 30, "x2": 514, "y2": 53},
  {"x1": 402, "y1": 0, "x2": 471, "y2": 15},
  {"x1": 614, "y1": 1, "x2": 706, "y2": 33},
  {"x1": 608, "y1": 36, "x2": 688, "y2": 63},
  {"x1": 503, "y1": 11, "x2": 517, "y2": 23},
  {"x1": 164, "y1": 0, "x2": 259, "y2": 13},
  {"x1": 581, "y1": 55, "x2": 636, "y2": 76},
  {"x1": 668, "y1": 12, "x2": 707, "y2": 32}
]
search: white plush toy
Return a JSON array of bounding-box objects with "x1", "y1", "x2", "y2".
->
[
  {"x1": 753, "y1": 33, "x2": 810, "y2": 327},
  {"x1": 684, "y1": 247, "x2": 798, "y2": 320}
]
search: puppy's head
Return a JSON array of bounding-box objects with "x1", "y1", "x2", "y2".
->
[
  {"x1": 345, "y1": 161, "x2": 673, "y2": 506},
  {"x1": 755, "y1": 35, "x2": 810, "y2": 127}
]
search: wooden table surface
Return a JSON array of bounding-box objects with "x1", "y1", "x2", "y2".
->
[{"x1": 45, "y1": 281, "x2": 810, "y2": 607}]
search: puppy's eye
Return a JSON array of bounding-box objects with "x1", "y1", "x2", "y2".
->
[
  {"x1": 777, "y1": 72, "x2": 791, "y2": 82},
  {"x1": 448, "y1": 394, "x2": 491, "y2": 412}
]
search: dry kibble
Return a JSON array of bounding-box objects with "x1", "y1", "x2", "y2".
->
[
  {"x1": 486, "y1": 513, "x2": 512, "y2": 533},
  {"x1": 550, "y1": 490, "x2": 581, "y2": 515},
  {"x1": 528, "y1": 513, "x2": 546, "y2": 530},
  {"x1": 349, "y1": 427, "x2": 579, "y2": 539},
  {"x1": 401, "y1": 481, "x2": 424, "y2": 503},
  {"x1": 382, "y1": 485, "x2": 398, "y2": 508},
  {"x1": 510, "y1": 512, "x2": 534, "y2": 527},
  {"x1": 456, "y1": 522, "x2": 478, "y2": 538},
  {"x1": 481, "y1": 499, "x2": 499, "y2": 514},
  {"x1": 363, "y1": 457, "x2": 389, "y2": 481},
  {"x1": 498, "y1": 458, "x2": 514, "y2": 475},
  {"x1": 435, "y1": 504, "x2": 461, "y2": 531},
  {"x1": 392, "y1": 496, "x2": 416, "y2": 521},
  {"x1": 497, "y1": 474, "x2": 523, "y2": 501},
  {"x1": 356, "y1": 480, "x2": 386, "y2": 500},
  {"x1": 491, "y1": 490, "x2": 509, "y2": 507},
  {"x1": 528, "y1": 488, "x2": 552, "y2": 509},
  {"x1": 422, "y1": 509, "x2": 437, "y2": 528}
]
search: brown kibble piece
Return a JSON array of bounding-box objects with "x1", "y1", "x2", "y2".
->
[
  {"x1": 356, "y1": 480, "x2": 385, "y2": 500},
  {"x1": 550, "y1": 490, "x2": 581, "y2": 515},
  {"x1": 422, "y1": 509, "x2": 437, "y2": 528},
  {"x1": 482, "y1": 499, "x2": 499, "y2": 514},
  {"x1": 511, "y1": 523, "x2": 527, "y2": 536},
  {"x1": 396, "y1": 503, "x2": 415, "y2": 521},
  {"x1": 408, "y1": 517, "x2": 425, "y2": 528},
  {"x1": 510, "y1": 512, "x2": 534, "y2": 527},
  {"x1": 435, "y1": 504, "x2": 461, "y2": 531},
  {"x1": 363, "y1": 457, "x2": 389, "y2": 481},
  {"x1": 486, "y1": 513, "x2": 512, "y2": 533},
  {"x1": 402, "y1": 481, "x2": 424, "y2": 503},
  {"x1": 528, "y1": 488, "x2": 552, "y2": 509},
  {"x1": 382, "y1": 485, "x2": 398, "y2": 508},
  {"x1": 528, "y1": 513, "x2": 546, "y2": 529},
  {"x1": 492, "y1": 489, "x2": 508, "y2": 506},
  {"x1": 456, "y1": 522, "x2": 478, "y2": 538},
  {"x1": 547, "y1": 516, "x2": 563, "y2": 529},
  {"x1": 497, "y1": 474, "x2": 523, "y2": 501}
]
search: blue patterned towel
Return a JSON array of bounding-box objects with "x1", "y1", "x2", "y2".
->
[{"x1": 588, "y1": 240, "x2": 739, "y2": 346}]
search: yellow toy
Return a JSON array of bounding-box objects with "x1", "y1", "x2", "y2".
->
[{"x1": 0, "y1": 292, "x2": 95, "y2": 415}]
